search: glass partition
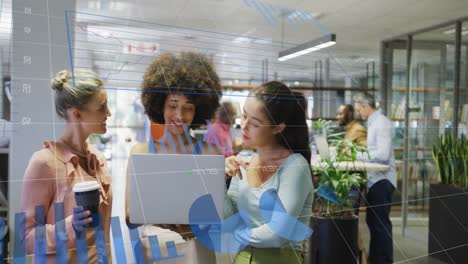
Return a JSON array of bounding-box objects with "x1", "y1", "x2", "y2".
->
[
  {"x1": 382, "y1": 18, "x2": 468, "y2": 238},
  {"x1": 387, "y1": 39, "x2": 408, "y2": 209},
  {"x1": 460, "y1": 22, "x2": 468, "y2": 137},
  {"x1": 405, "y1": 25, "x2": 456, "y2": 212}
]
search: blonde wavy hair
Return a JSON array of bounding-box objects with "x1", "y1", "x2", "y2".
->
[{"x1": 51, "y1": 69, "x2": 104, "y2": 119}]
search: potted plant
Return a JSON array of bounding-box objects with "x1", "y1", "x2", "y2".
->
[
  {"x1": 309, "y1": 119, "x2": 343, "y2": 183},
  {"x1": 429, "y1": 133, "x2": 468, "y2": 263},
  {"x1": 310, "y1": 119, "x2": 342, "y2": 141},
  {"x1": 309, "y1": 138, "x2": 368, "y2": 264}
]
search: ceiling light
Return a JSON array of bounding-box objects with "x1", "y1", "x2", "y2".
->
[
  {"x1": 280, "y1": 9, "x2": 324, "y2": 21},
  {"x1": 278, "y1": 34, "x2": 336, "y2": 62}
]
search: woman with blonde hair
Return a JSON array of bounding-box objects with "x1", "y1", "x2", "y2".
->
[{"x1": 20, "y1": 69, "x2": 113, "y2": 263}]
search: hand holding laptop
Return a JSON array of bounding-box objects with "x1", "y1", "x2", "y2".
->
[{"x1": 157, "y1": 224, "x2": 195, "y2": 239}]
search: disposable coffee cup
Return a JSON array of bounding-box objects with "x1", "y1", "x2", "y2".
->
[{"x1": 73, "y1": 181, "x2": 100, "y2": 227}]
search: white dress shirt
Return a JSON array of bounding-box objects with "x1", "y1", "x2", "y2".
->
[{"x1": 362, "y1": 109, "x2": 397, "y2": 188}]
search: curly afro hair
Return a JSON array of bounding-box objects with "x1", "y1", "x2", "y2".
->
[{"x1": 141, "y1": 52, "x2": 222, "y2": 129}]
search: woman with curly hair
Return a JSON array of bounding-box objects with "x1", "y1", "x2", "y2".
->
[{"x1": 125, "y1": 52, "x2": 222, "y2": 263}]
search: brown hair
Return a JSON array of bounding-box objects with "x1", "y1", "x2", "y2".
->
[
  {"x1": 218, "y1": 101, "x2": 236, "y2": 125},
  {"x1": 250, "y1": 81, "x2": 311, "y2": 161}
]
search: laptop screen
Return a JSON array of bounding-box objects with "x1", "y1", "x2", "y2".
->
[{"x1": 314, "y1": 134, "x2": 330, "y2": 159}]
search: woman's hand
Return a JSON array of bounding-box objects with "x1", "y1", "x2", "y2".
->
[
  {"x1": 72, "y1": 206, "x2": 92, "y2": 233},
  {"x1": 225, "y1": 156, "x2": 249, "y2": 180},
  {"x1": 157, "y1": 224, "x2": 195, "y2": 239}
]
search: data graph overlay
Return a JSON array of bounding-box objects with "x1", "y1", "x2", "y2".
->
[{"x1": 66, "y1": 11, "x2": 372, "y2": 91}]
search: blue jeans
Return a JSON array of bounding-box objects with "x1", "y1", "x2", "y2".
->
[{"x1": 366, "y1": 179, "x2": 395, "y2": 264}]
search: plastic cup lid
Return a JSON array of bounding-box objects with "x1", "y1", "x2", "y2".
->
[{"x1": 73, "y1": 181, "x2": 100, "y2": 192}]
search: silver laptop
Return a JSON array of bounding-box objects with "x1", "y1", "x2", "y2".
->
[
  {"x1": 128, "y1": 154, "x2": 225, "y2": 224},
  {"x1": 314, "y1": 133, "x2": 330, "y2": 159}
]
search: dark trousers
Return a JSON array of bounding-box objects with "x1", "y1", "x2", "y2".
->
[{"x1": 366, "y1": 179, "x2": 395, "y2": 264}]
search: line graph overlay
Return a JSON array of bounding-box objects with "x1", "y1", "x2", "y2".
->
[{"x1": 66, "y1": 11, "x2": 374, "y2": 88}]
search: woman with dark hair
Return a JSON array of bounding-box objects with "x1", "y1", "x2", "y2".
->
[
  {"x1": 125, "y1": 52, "x2": 222, "y2": 263},
  {"x1": 225, "y1": 81, "x2": 313, "y2": 263},
  {"x1": 140, "y1": 52, "x2": 221, "y2": 143}
]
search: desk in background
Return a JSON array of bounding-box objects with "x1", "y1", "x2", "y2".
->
[{"x1": 311, "y1": 158, "x2": 390, "y2": 172}]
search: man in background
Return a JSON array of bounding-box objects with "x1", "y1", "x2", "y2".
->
[
  {"x1": 337, "y1": 104, "x2": 367, "y2": 146},
  {"x1": 205, "y1": 101, "x2": 237, "y2": 157},
  {"x1": 354, "y1": 93, "x2": 396, "y2": 264}
]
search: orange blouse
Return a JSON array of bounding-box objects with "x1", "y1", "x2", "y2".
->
[{"x1": 20, "y1": 141, "x2": 113, "y2": 263}]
